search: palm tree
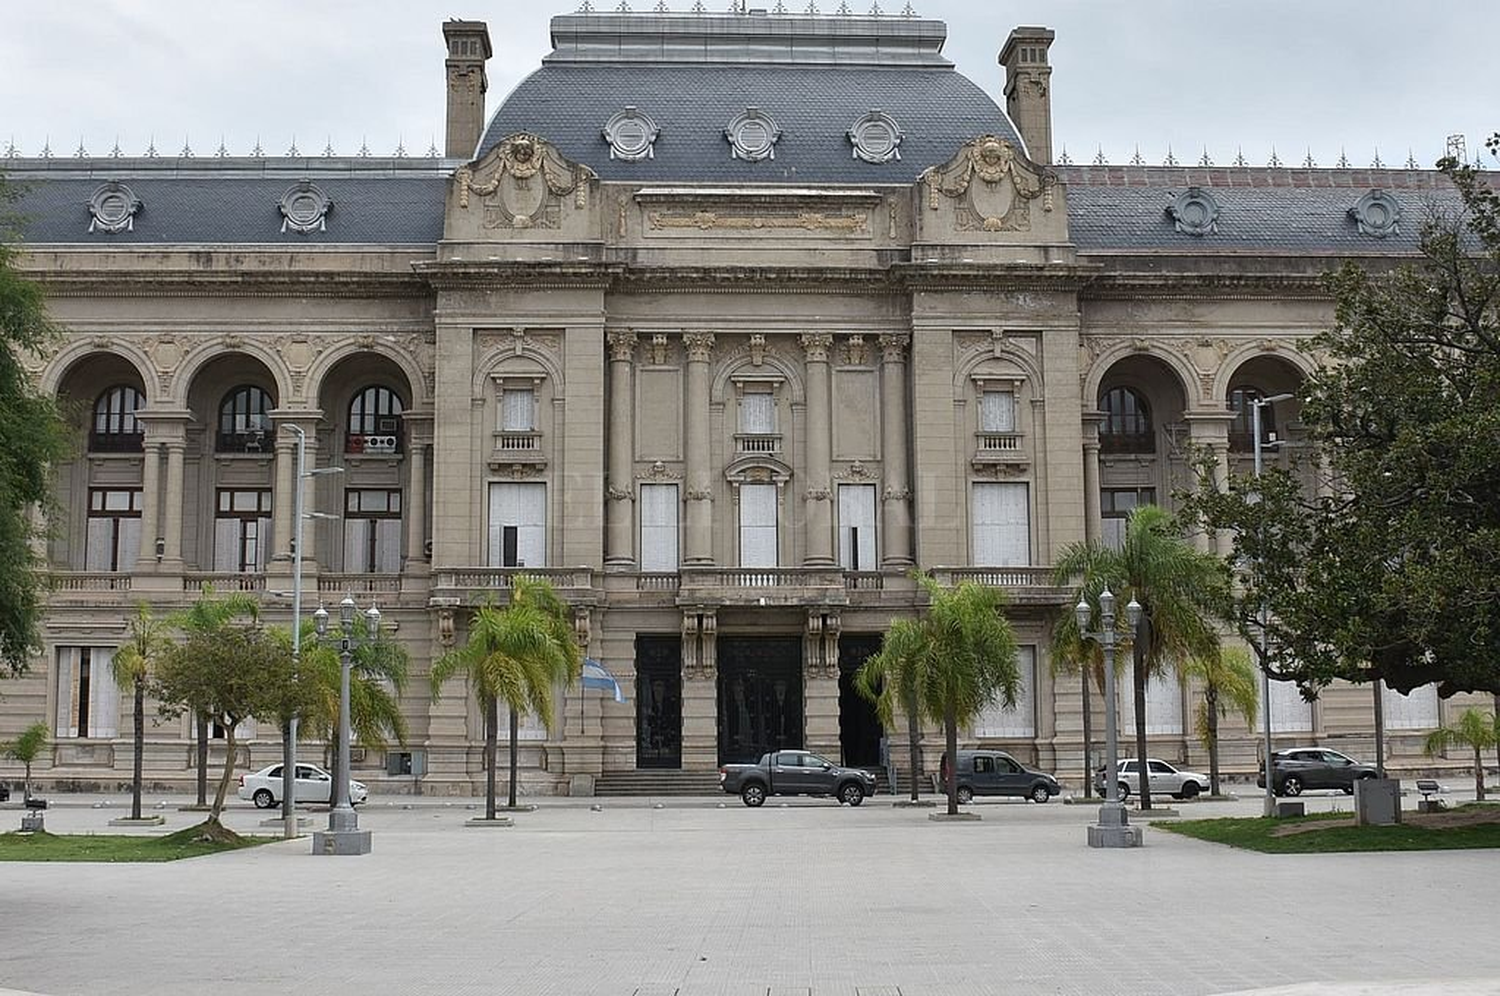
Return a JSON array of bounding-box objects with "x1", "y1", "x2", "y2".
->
[
  {"x1": 111, "y1": 603, "x2": 173, "y2": 821},
  {"x1": 857, "y1": 573, "x2": 1021, "y2": 816},
  {"x1": 1056, "y1": 505, "x2": 1228, "y2": 810},
  {"x1": 4, "y1": 721, "x2": 49, "y2": 804},
  {"x1": 170, "y1": 585, "x2": 259, "y2": 805},
  {"x1": 853, "y1": 615, "x2": 928, "y2": 803},
  {"x1": 1179, "y1": 646, "x2": 1259, "y2": 797},
  {"x1": 430, "y1": 576, "x2": 582, "y2": 819},
  {"x1": 1425, "y1": 708, "x2": 1498, "y2": 801},
  {"x1": 296, "y1": 613, "x2": 410, "y2": 792}
]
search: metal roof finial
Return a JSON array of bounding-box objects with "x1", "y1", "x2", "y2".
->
[
  {"x1": 1302, "y1": 148, "x2": 1316, "y2": 168},
  {"x1": 804, "y1": 1, "x2": 818, "y2": 13},
  {"x1": 578, "y1": 0, "x2": 594, "y2": 10},
  {"x1": 772, "y1": 0, "x2": 786, "y2": 10},
  {"x1": 1232, "y1": 146, "x2": 1247, "y2": 167},
  {"x1": 1197, "y1": 147, "x2": 1212, "y2": 167},
  {"x1": 1335, "y1": 148, "x2": 1349, "y2": 169},
  {"x1": 1266, "y1": 147, "x2": 1282, "y2": 168},
  {"x1": 658, "y1": 0, "x2": 672, "y2": 9},
  {"x1": 1129, "y1": 145, "x2": 1144, "y2": 166},
  {"x1": 322, "y1": 137, "x2": 336, "y2": 158},
  {"x1": 837, "y1": 1, "x2": 851, "y2": 14},
  {"x1": 1404, "y1": 148, "x2": 1419, "y2": 170},
  {"x1": 426, "y1": 138, "x2": 440, "y2": 158},
  {"x1": 1057, "y1": 146, "x2": 1072, "y2": 165},
  {"x1": 40, "y1": 138, "x2": 54, "y2": 159},
  {"x1": 1370, "y1": 148, "x2": 1383, "y2": 169},
  {"x1": 1162, "y1": 146, "x2": 1178, "y2": 167},
  {"x1": 901, "y1": 1, "x2": 916, "y2": 14},
  {"x1": 74, "y1": 137, "x2": 88, "y2": 158},
  {"x1": 692, "y1": 0, "x2": 706, "y2": 11},
  {"x1": 1092, "y1": 145, "x2": 1107, "y2": 166},
  {"x1": 615, "y1": 1, "x2": 630, "y2": 11},
  {"x1": 179, "y1": 136, "x2": 194, "y2": 158},
  {"x1": 2, "y1": 138, "x2": 18, "y2": 159},
  {"x1": 357, "y1": 138, "x2": 371, "y2": 158},
  {"x1": 215, "y1": 136, "x2": 230, "y2": 158},
  {"x1": 287, "y1": 136, "x2": 300, "y2": 158},
  {"x1": 250, "y1": 137, "x2": 265, "y2": 158},
  {"x1": 870, "y1": 1, "x2": 883, "y2": 14},
  {"x1": 394, "y1": 138, "x2": 408, "y2": 158},
  {"x1": 110, "y1": 137, "x2": 124, "y2": 159}
]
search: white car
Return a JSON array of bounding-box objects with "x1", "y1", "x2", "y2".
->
[
  {"x1": 237, "y1": 763, "x2": 368, "y2": 809},
  {"x1": 1096, "y1": 758, "x2": 1210, "y2": 800}
]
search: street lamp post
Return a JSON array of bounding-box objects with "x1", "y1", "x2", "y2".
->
[
  {"x1": 1251, "y1": 392, "x2": 1293, "y2": 818},
  {"x1": 1079, "y1": 587, "x2": 1144, "y2": 848},
  {"x1": 311, "y1": 594, "x2": 379, "y2": 856}
]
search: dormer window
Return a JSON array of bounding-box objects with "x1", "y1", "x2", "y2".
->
[{"x1": 217, "y1": 385, "x2": 274, "y2": 453}]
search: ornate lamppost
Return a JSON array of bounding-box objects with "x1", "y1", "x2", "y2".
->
[
  {"x1": 1077, "y1": 587, "x2": 1144, "y2": 848},
  {"x1": 311, "y1": 594, "x2": 379, "y2": 856}
]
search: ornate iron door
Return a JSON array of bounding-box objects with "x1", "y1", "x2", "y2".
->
[
  {"x1": 717, "y1": 637, "x2": 803, "y2": 765},
  {"x1": 838, "y1": 634, "x2": 885, "y2": 767},
  {"x1": 635, "y1": 636, "x2": 682, "y2": 769}
]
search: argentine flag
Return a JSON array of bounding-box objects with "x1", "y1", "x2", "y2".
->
[{"x1": 581, "y1": 658, "x2": 627, "y2": 703}]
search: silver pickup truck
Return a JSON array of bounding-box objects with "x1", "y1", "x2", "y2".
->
[{"x1": 718, "y1": 749, "x2": 877, "y2": 807}]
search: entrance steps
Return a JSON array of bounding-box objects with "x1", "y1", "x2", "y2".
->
[{"x1": 594, "y1": 770, "x2": 723, "y2": 797}]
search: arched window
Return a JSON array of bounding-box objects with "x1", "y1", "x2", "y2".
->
[
  {"x1": 346, "y1": 385, "x2": 404, "y2": 454},
  {"x1": 217, "y1": 385, "x2": 274, "y2": 453},
  {"x1": 1228, "y1": 386, "x2": 1272, "y2": 451},
  {"x1": 1098, "y1": 387, "x2": 1154, "y2": 453},
  {"x1": 90, "y1": 385, "x2": 144, "y2": 452}
]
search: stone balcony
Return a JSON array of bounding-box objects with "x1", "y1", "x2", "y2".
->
[
  {"x1": 926, "y1": 566, "x2": 1071, "y2": 606},
  {"x1": 429, "y1": 566, "x2": 599, "y2": 607}
]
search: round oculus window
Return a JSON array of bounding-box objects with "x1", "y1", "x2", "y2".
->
[
  {"x1": 726, "y1": 109, "x2": 782, "y2": 162},
  {"x1": 848, "y1": 111, "x2": 903, "y2": 164},
  {"x1": 603, "y1": 107, "x2": 660, "y2": 162},
  {"x1": 87, "y1": 182, "x2": 142, "y2": 233},
  {"x1": 278, "y1": 181, "x2": 332, "y2": 234}
]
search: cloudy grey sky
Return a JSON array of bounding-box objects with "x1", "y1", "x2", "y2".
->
[{"x1": 2, "y1": 1, "x2": 1493, "y2": 167}]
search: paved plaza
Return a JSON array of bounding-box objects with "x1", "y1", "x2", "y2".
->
[{"x1": 2, "y1": 790, "x2": 1497, "y2": 996}]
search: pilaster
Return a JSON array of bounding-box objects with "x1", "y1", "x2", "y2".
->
[
  {"x1": 682, "y1": 332, "x2": 716, "y2": 566},
  {"x1": 605, "y1": 329, "x2": 638, "y2": 568},
  {"x1": 878, "y1": 333, "x2": 914, "y2": 566},
  {"x1": 800, "y1": 332, "x2": 835, "y2": 567}
]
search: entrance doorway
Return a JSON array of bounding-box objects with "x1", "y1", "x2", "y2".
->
[
  {"x1": 635, "y1": 635, "x2": 682, "y2": 769},
  {"x1": 716, "y1": 636, "x2": 803, "y2": 765},
  {"x1": 839, "y1": 634, "x2": 884, "y2": 767}
]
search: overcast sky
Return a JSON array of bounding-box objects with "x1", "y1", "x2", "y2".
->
[{"x1": 2, "y1": 1, "x2": 1493, "y2": 168}]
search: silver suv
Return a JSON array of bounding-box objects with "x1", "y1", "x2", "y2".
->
[{"x1": 1095, "y1": 758, "x2": 1210, "y2": 800}]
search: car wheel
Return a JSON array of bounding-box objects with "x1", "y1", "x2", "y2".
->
[
  {"x1": 840, "y1": 782, "x2": 866, "y2": 807},
  {"x1": 1029, "y1": 784, "x2": 1051, "y2": 804},
  {"x1": 740, "y1": 783, "x2": 766, "y2": 808},
  {"x1": 1282, "y1": 775, "x2": 1303, "y2": 797},
  {"x1": 1181, "y1": 782, "x2": 1201, "y2": 800},
  {"x1": 252, "y1": 788, "x2": 275, "y2": 809},
  {"x1": 1117, "y1": 782, "x2": 1131, "y2": 800},
  {"x1": 956, "y1": 786, "x2": 974, "y2": 805}
]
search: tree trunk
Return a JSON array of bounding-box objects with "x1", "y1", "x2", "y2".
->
[
  {"x1": 1206, "y1": 686, "x2": 1221, "y2": 798},
  {"x1": 130, "y1": 676, "x2": 145, "y2": 821},
  {"x1": 1476, "y1": 745, "x2": 1486, "y2": 802},
  {"x1": 1492, "y1": 693, "x2": 1499, "y2": 792},
  {"x1": 944, "y1": 700, "x2": 959, "y2": 816},
  {"x1": 1081, "y1": 667, "x2": 1094, "y2": 799},
  {"x1": 1373, "y1": 680, "x2": 1386, "y2": 779},
  {"x1": 508, "y1": 707, "x2": 520, "y2": 809},
  {"x1": 1134, "y1": 658, "x2": 1152, "y2": 811},
  {"x1": 210, "y1": 723, "x2": 237, "y2": 823},
  {"x1": 23, "y1": 761, "x2": 31, "y2": 805},
  {"x1": 484, "y1": 696, "x2": 498, "y2": 821},
  {"x1": 906, "y1": 689, "x2": 921, "y2": 802},
  {"x1": 195, "y1": 710, "x2": 209, "y2": 806}
]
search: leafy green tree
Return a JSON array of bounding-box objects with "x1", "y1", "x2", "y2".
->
[
  {"x1": 0, "y1": 174, "x2": 71, "y2": 677},
  {"x1": 3, "y1": 720, "x2": 49, "y2": 803},
  {"x1": 1179, "y1": 646, "x2": 1259, "y2": 797},
  {"x1": 111, "y1": 604, "x2": 173, "y2": 820},
  {"x1": 857, "y1": 574, "x2": 1020, "y2": 816},
  {"x1": 431, "y1": 576, "x2": 581, "y2": 819},
  {"x1": 170, "y1": 586, "x2": 259, "y2": 807},
  {"x1": 1425, "y1": 708, "x2": 1498, "y2": 801},
  {"x1": 1056, "y1": 505, "x2": 1229, "y2": 810}
]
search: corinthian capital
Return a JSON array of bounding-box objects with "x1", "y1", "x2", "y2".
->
[
  {"x1": 607, "y1": 329, "x2": 638, "y2": 362},
  {"x1": 800, "y1": 332, "x2": 834, "y2": 363},
  {"x1": 682, "y1": 331, "x2": 716, "y2": 362},
  {"x1": 878, "y1": 333, "x2": 911, "y2": 364}
]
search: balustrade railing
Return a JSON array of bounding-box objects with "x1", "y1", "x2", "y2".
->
[
  {"x1": 48, "y1": 572, "x2": 133, "y2": 592},
  {"x1": 928, "y1": 566, "x2": 1058, "y2": 588},
  {"x1": 680, "y1": 567, "x2": 846, "y2": 589},
  {"x1": 183, "y1": 572, "x2": 266, "y2": 592},
  {"x1": 435, "y1": 567, "x2": 595, "y2": 591},
  {"x1": 975, "y1": 432, "x2": 1024, "y2": 452},
  {"x1": 317, "y1": 574, "x2": 402, "y2": 595},
  {"x1": 734, "y1": 433, "x2": 781, "y2": 455},
  {"x1": 635, "y1": 572, "x2": 682, "y2": 591}
]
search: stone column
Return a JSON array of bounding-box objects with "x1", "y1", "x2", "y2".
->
[
  {"x1": 605, "y1": 330, "x2": 638, "y2": 569},
  {"x1": 800, "y1": 332, "x2": 835, "y2": 567},
  {"x1": 680, "y1": 609, "x2": 719, "y2": 770},
  {"x1": 406, "y1": 439, "x2": 428, "y2": 567},
  {"x1": 161, "y1": 440, "x2": 186, "y2": 566},
  {"x1": 682, "y1": 332, "x2": 715, "y2": 566},
  {"x1": 878, "y1": 334, "x2": 913, "y2": 566},
  {"x1": 804, "y1": 610, "x2": 842, "y2": 761},
  {"x1": 134, "y1": 437, "x2": 163, "y2": 572},
  {"x1": 1213, "y1": 442, "x2": 1233, "y2": 557},
  {"x1": 1081, "y1": 412, "x2": 1103, "y2": 545},
  {"x1": 271, "y1": 429, "x2": 296, "y2": 563}
]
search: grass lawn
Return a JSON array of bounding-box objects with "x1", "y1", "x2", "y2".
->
[
  {"x1": 0, "y1": 826, "x2": 276, "y2": 863},
  {"x1": 1156, "y1": 805, "x2": 1500, "y2": 854}
]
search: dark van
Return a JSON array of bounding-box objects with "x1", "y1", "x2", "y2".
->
[{"x1": 939, "y1": 749, "x2": 1061, "y2": 804}]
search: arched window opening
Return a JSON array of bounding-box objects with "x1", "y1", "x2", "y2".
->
[
  {"x1": 90, "y1": 385, "x2": 144, "y2": 453},
  {"x1": 346, "y1": 386, "x2": 405, "y2": 454},
  {"x1": 1098, "y1": 386, "x2": 1154, "y2": 454},
  {"x1": 217, "y1": 385, "x2": 274, "y2": 453},
  {"x1": 1228, "y1": 386, "x2": 1273, "y2": 452}
]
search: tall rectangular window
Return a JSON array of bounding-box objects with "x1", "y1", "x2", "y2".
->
[
  {"x1": 500, "y1": 388, "x2": 535, "y2": 432},
  {"x1": 1382, "y1": 683, "x2": 1440, "y2": 730},
  {"x1": 973, "y1": 646, "x2": 1037, "y2": 738},
  {"x1": 85, "y1": 488, "x2": 142, "y2": 572},
  {"x1": 979, "y1": 390, "x2": 1017, "y2": 433},
  {"x1": 738, "y1": 483, "x2": 778, "y2": 568},
  {"x1": 214, "y1": 490, "x2": 271, "y2": 573},
  {"x1": 1101, "y1": 487, "x2": 1155, "y2": 552},
  {"x1": 344, "y1": 489, "x2": 403, "y2": 573},
  {"x1": 1266, "y1": 677, "x2": 1313, "y2": 733},
  {"x1": 837, "y1": 484, "x2": 877, "y2": 571},
  {"x1": 639, "y1": 484, "x2": 680, "y2": 572},
  {"x1": 488, "y1": 482, "x2": 546, "y2": 568},
  {"x1": 971, "y1": 482, "x2": 1030, "y2": 566},
  {"x1": 54, "y1": 646, "x2": 119, "y2": 739},
  {"x1": 739, "y1": 392, "x2": 776, "y2": 435},
  {"x1": 1120, "y1": 665, "x2": 1183, "y2": 736}
]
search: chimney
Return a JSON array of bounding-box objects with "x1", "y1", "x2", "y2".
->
[
  {"x1": 998, "y1": 27, "x2": 1055, "y2": 164},
  {"x1": 443, "y1": 20, "x2": 493, "y2": 159}
]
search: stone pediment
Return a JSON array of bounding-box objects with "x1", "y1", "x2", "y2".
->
[
  {"x1": 448, "y1": 133, "x2": 598, "y2": 240},
  {"x1": 917, "y1": 135, "x2": 1063, "y2": 242}
]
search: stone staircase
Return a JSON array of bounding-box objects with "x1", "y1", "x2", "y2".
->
[{"x1": 594, "y1": 770, "x2": 724, "y2": 797}]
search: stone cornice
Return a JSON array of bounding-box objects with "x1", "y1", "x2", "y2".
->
[
  {"x1": 1081, "y1": 270, "x2": 1332, "y2": 302},
  {"x1": 413, "y1": 260, "x2": 622, "y2": 291},
  {"x1": 22, "y1": 269, "x2": 431, "y2": 299},
  {"x1": 890, "y1": 261, "x2": 1099, "y2": 292}
]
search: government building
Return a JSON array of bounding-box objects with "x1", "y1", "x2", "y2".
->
[{"x1": 1, "y1": 7, "x2": 1483, "y2": 795}]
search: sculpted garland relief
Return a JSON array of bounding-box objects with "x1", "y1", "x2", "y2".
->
[
  {"x1": 455, "y1": 133, "x2": 596, "y2": 231},
  {"x1": 921, "y1": 136, "x2": 1056, "y2": 233}
]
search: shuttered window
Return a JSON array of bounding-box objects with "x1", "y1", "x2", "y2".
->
[
  {"x1": 739, "y1": 393, "x2": 776, "y2": 435},
  {"x1": 837, "y1": 484, "x2": 877, "y2": 571},
  {"x1": 973, "y1": 646, "x2": 1037, "y2": 738},
  {"x1": 501, "y1": 388, "x2": 535, "y2": 432},
  {"x1": 1267, "y1": 678, "x2": 1313, "y2": 732},
  {"x1": 971, "y1": 483, "x2": 1030, "y2": 566},
  {"x1": 488, "y1": 482, "x2": 546, "y2": 568},
  {"x1": 1119, "y1": 665, "x2": 1184, "y2": 735},
  {"x1": 54, "y1": 646, "x2": 119, "y2": 739},
  {"x1": 343, "y1": 490, "x2": 403, "y2": 573},
  {"x1": 214, "y1": 490, "x2": 271, "y2": 573},
  {"x1": 85, "y1": 488, "x2": 142, "y2": 571},
  {"x1": 738, "y1": 484, "x2": 778, "y2": 568},
  {"x1": 979, "y1": 390, "x2": 1016, "y2": 433},
  {"x1": 639, "y1": 484, "x2": 680, "y2": 572},
  {"x1": 1383, "y1": 682, "x2": 1440, "y2": 730}
]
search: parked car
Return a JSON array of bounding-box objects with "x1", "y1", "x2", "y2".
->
[
  {"x1": 938, "y1": 750, "x2": 1061, "y2": 804},
  {"x1": 1257, "y1": 747, "x2": 1378, "y2": 796},
  {"x1": 1095, "y1": 758, "x2": 1210, "y2": 800},
  {"x1": 719, "y1": 750, "x2": 877, "y2": 807},
  {"x1": 237, "y1": 763, "x2": 368, "y2": 809}
]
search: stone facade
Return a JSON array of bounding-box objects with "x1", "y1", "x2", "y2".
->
[{"x1": 2, "y1": 8, "x2": 1488, "y2": 795}]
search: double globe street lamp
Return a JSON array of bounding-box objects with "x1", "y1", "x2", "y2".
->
[
  {"x1": 311, "y1": 594, "x2": 380, "y2": 856},
  {"x1": 1076, "y1": 587, "x2": 1144, "y2": 848},
  {"x1": 1251, "y1": 392, "x2": 1294, "y2": 818}
]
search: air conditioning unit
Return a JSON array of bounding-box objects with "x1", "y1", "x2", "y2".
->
[{"x1": 363, "y1": 435, "x2": 398, "y2": 454}]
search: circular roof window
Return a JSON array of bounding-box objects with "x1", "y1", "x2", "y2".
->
[
  {"x1": 604, "y1": 106, "x2": 659, "y2": 162},
  {"x1": 278, "y1": 181, "x2": 332, "y2": 234},
  {"x1": 726, "y1": 108, "x2": 782, "y2": 162},
  {"x1": 1166, "y1": 187, "x2": 1220, "y2": 236},
  {"x1": 87, "y1": 182, "x2": 142, "y2": 234},
  {"x1": 1349, "y1": 189, "x2": 1401, "y2": 238},
  {"x1": 848, "y1": 110, "x2": 903, "y2": 165}
]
